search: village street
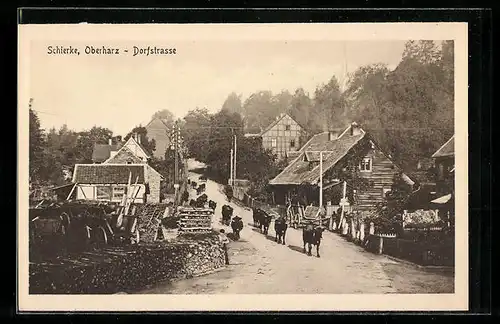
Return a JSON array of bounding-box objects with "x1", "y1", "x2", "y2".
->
[{"x1": 135, "y1": 163, "x2": 454, "y2": 295}]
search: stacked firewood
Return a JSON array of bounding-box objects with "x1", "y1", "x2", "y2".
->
[
  {"x1": 134, "y1": 203, "x2": 171, "y2": 243},
  {"x1": 177, "y1": 207, "x2": 213, "y2": 233},
  {"x1": 29, "y1": 232, "x2": 226, "y2": 294}
]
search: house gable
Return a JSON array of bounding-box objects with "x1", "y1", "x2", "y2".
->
[
  {"x1": 145, "y1": 117, "x2": 171, "y2": 160},
  {"x1": 105, "y1": 146, "x2": 144, "y2": 164},
  {"x1": 259, "y1": 113, "x2": 307, "y2": 159},
  {"x1": 104, "y1": 137, "x2": 149, "y2": 164}
]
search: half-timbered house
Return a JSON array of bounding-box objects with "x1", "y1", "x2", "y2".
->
[{"x1": 269, "y1": 122, "x2": 413, "y2": 215}]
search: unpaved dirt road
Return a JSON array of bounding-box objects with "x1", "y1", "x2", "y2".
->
[{"x1": 136, "y1": 164, "x2": 454, "y2": 294}]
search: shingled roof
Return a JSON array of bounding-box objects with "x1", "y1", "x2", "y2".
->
[
  {"x1": 92, "y1": 144, "x2": 120, "y2": 163},
  {"x1": 432, "y1": 135, "x2": 454, "y2": 158},
  {"x1": 269, "y1": 124, "x2": 366, "y2": 186},
  {"x1": 72, "y1": 164, "x2": 146, "y2": 184}
]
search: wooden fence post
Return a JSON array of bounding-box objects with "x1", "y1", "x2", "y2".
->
[
  {"x1": 359, "y1": 221, "x2": 365, "y2": 242},
  {"x1": 378, "y1": 236, "x2": 384, "y2": 254}
]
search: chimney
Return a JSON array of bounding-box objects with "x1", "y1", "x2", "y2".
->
[
  {"x1": 136, "y1": 133, "x2": 141, "y2": 144},
  {"x1": 108, "y1": 138, "x2": 113, "y2": 146},
  {"x1": 350, "y1": 122, "x2": 361, "y2": 136},
  {"x1": 328, "y1": 131, "x2": 338, "y2": 141}
]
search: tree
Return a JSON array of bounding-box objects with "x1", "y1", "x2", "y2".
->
[
  {"x1": 180, "y1": 107, "x2": 212, "y2": 161},
  {"x1": 124, "y1": 126, "x2": 156, "y2": 156},
  {"x1": 74, "y1": 126, "x2": 114, "y2": 163},
  {"x1": 288, "y1": 88, "x2": 313, "y2": 131},
  {"x1": 151, "y1": 109, "x2": 175, "y2": 129},
  {"x1": 241, "y1": 91, "x2": 275, "y2": 132},
  {"x1": 221, "y1": 92, "x2": 243, "y2": 116},
  {"x1": 29, "y1": 101, "x2": 46, "y2": 185},
  {"x1": 310, "y1": 76, "x2": 344, "y2": 132}
]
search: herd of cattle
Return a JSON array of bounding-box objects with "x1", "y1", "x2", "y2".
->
[
  {"x1": 251, "y1": 207, "x2": 324, "y2": 257},
  {"x1": 187, "y1": 176, "x2": 325, "y2": 257}
]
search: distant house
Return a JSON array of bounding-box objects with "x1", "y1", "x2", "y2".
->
[
  {"x1": 432, "y1": 135, "x2": 455, "y2": 195},
  {"x1": 71, "y1": 163, "x2": 164, "y2": 203},
  {"x1": 145, "y1": 117, "x2": 171, "y2": 160},
  {"x1": 269, "y1": 122, "x2": 413, "y2": 213},
  {"x1": 245, "y1": 113, "x2": 307, "y2": 160}
]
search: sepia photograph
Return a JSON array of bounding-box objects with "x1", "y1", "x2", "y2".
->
[{"x1": 18, "y1": 22, "x2": 468, "y2": 311}]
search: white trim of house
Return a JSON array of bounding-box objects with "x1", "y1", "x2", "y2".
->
[{"x1": 103, "y1": 137, "x2": 150, "y2": 164}]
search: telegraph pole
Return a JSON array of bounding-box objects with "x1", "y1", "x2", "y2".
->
[
  {"x1": 229, "y1": 148, "x2": 234, "y2": 186},
  {"x1": 233, "y1": 133, "x2": 237, "y2": 185},
  {"x1": 173, "y1": 120, "x2": 179, "y2": 199}
]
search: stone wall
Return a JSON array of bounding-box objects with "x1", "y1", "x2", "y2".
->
[{"x1": 29, "y1": 232, "x2": 226, "y2": 294}]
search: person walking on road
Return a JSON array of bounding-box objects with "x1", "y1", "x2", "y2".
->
[{"x1": 219, "y1": 229, "x2": 230, "y2": 265}]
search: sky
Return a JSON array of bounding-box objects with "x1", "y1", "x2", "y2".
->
[{"x1": 30, "y1": 40, "x2": 406, "y2": 136}]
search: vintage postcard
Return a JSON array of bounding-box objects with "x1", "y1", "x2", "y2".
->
[{"x1": 18, "y1": 22, "x2": 468, "y2": 312}]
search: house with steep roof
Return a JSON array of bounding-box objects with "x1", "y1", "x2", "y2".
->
[
  {"x1": 245, "y1": 113, "x2": 307, "y2": 160},
  {"x1": 71, "y1": 163, "x2": 164, "y2": 203},
  {"x1": 269, "y1": 122, "x2": 413, "y2": 214},
  {"x1": 145, "y1": 117, "x2": 172, "y2": 160},
  {"x1": 431, "y1": 135, "x2": 454, "y2": 196}
]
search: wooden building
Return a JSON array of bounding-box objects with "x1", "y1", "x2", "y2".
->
[
  {"x1": 269, "y1": 122, "x2": 413, "y2": 215},
  {"x1": 431, "y1": 135, "x2": 454, "y2": 195},
  {"x1": 71, "y1": 163, "x2": 164, "y2": 203},
  {"x1": 245, "y1": 113, "x2": 307, "y2": 160}
]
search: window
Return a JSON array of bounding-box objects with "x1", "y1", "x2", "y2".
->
[
  {"x1": 271, "y1": 138, "x2": 277, "y2": 148},
  {"x1": 359, "y1": 157, "x2": 372, "y2": 172},
  {"x1": 112, "y1": 186, "x2": 126, "y2": 201},
  {"x1": 285, "y1": 125, "x2": 291, "y2": 131},
  {"x1": 290, "y1": 139, "x2": 295, "y2": 148},
  {"x1": 96, "y1": 186, "x2": 111, "y2": 200}
]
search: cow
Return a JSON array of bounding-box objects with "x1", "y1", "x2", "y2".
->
[
  {"x1": 302, "y1": 223, "x2": 324, "y2": 257},
  {"x1": 252, "y1": 207, "x2": 261, "y2": 227},
  {"x1": 181, "y1": 190, "x2": 189, "y2": 204},
  {"x1": 191, "y1": 181, "x2": 197, "y2": 189},
  {"x1": 231, "y1": 216, "x2": 244, "y2": 240},
  {"x1": 221, "y1": 205, "x2": 233, "y2": 226},
  {"x1": 208, "y1": 200, "x2": 217, "y2": 210},
  {"x1": 196, "y1": 183, "x2": 206, "y2": 195},
  {"x1": 274, "y1": 216, "x2": 288, "y2": 245},
  {"x1": 259, "y1": 210, "x2": 272, "y2": 235}
]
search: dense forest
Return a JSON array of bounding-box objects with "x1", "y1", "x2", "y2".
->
[{"x1": 30, "y1": 40, "x2": 454, "y2": 196}]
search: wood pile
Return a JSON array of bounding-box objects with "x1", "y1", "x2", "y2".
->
[
  {"x1": 29, "y1": 232, "x2": 226, "y2": 294},
  {"x1": 177, "y1": 206, "x2": 213, "y2": 233},
  {"x1": 134, "y1": 203, "x2": 171, "y2": 243}
]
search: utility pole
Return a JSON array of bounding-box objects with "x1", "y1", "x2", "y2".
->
[
  {"x1": 319, "y1": 151, "x2": 323, "y2": 227},
  {"x1": 233, "y1": 133, "x2": 237, "y2": 185},
  {"x1": 229, "y1": 148, "x2": 234, "y2": 186},
  {"x1": 173, "y1": 120, "x2": 179, "y2": 199}
]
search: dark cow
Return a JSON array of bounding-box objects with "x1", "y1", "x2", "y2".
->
[
  {"x1": 208, "y1": 200, "x2": 217, "y2": 210},
  {"x1": 302, "y1": 223, "x2": 324, "y2": 257},
  {"x1": 231, "y1": 216, "x2": 244, "y2": 240},
  {"x1": 258, "y1": 210, "x2": 272, "y2": 235},
  {"x1": 221, "y1": 205, "x2": 233, "y2": 226},
  {"x1": 181, "y1": 190, "x2": 189, "y2": 204},
  {"x1": 274, "y1": 216, "x2": 288, "y2": 245},
  {"x1": 252, "y1": 207, "x2": 261, "y2": 227},
  {"x1": 191, "y1": 181, "x2": 197, "y2": 189},
  {"x1": 196, "y1": 183, "x2": 206, "y2": 195}
]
